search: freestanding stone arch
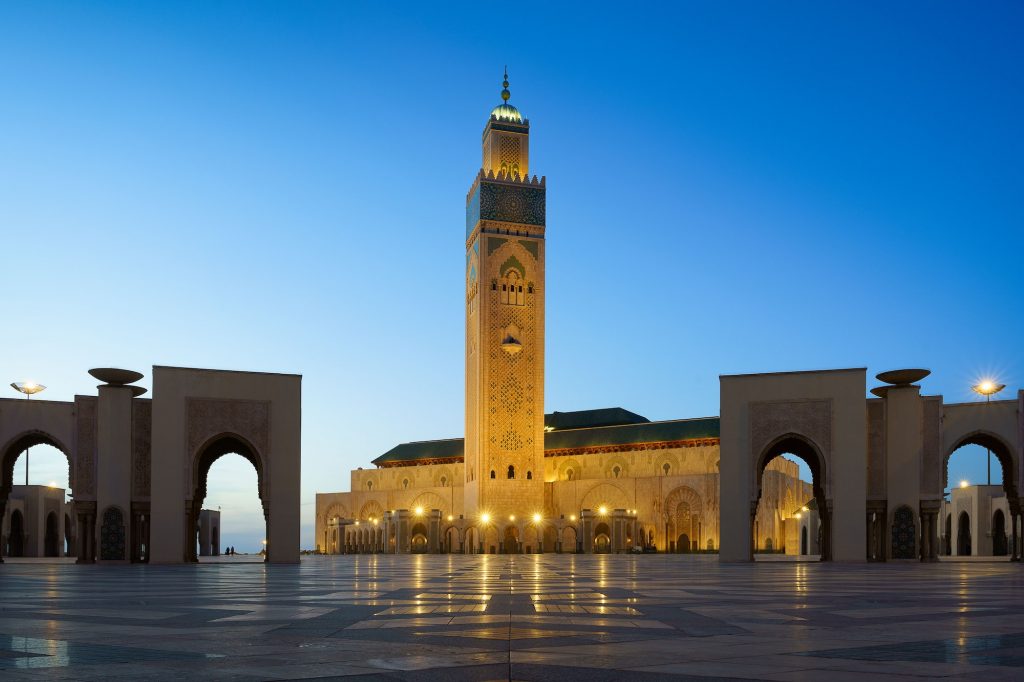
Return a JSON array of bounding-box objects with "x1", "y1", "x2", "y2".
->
[
  {"x1": 720, "y1": 368, "x2": 867, "y2": 562},
  {"x1": 0, "y1": 399, "x2": 79, "y2": 563},
  {"x1": 186, "y1": 432, "x2": 265, "y2": 562},
  {"x1": 940, "y1": 398, "x2": 1022, "y2": 559},
  {"x1": 150, "y1": 367, "x2": 301, "y2": 564}
]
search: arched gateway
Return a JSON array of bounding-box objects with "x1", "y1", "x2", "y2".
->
[
  {"x1": 1, "y1": 365, "x2": 301, "y2": 565},
  {"x1": 719, "y1": 368, "x2": 867, "y2": 562},
  {"x1": 721, "y1": 367, "x2": 1022, "y2": 563}
]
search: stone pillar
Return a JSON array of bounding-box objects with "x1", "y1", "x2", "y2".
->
[
  {"x1": 395, "y1": 511, "x2": 410, "y2": 554},
  {"x1": 75, "y1": 503, "x2": 96, "y2": 563},
  {"x1": 1011, "y1": 509, "x2": 1021, "y2": 562},
  {"x1": 87, "y1": 509, "x2": 97, "y2": 562},
  {"x1": 0, "y1": 496, "x2": 6, "y2": 563},
  {"x1": 582, "y1": 511, "x2": 594, "y2": 553},
  {"x1": 822, "y1": 500, "x2": 834, "y2": 561},
  {"x1": 428, "y1": 510, "x2": 441, "y2": 554},
  {"x1": 749, "y1": 501, "x2": 758, "y2": 562},
  {"x1": 920, "y1": 512, "x2": 931, "y2": 562},
  {"x1": 929, "y1": 513, "x2": 939, "y2": 561},
  {"x1": 96, "y1": 381, "x2": 134, "y2": 563}
]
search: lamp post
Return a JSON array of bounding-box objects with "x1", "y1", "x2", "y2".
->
[
  {"x1": 10, "y1": 382, "x2": 46, "y2": 486},
  {"x1": 972, "y1": 380, "x2": 1006, "y2": 485}
]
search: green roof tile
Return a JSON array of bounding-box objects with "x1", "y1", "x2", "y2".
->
[
  {"x1": 370, "y1": 412, "x2": 720, "y2": 467},
  {"x1": 544, "y1": 407, "x2": 649, "y2": 431},
  {"x1": 371, "y1": 438, "x2": 464, "y2": 466},
  {"x1": 543, "y1": 417, "x2": 719, "y2": 452}
]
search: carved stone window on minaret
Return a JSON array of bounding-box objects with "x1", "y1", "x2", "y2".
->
[{"x1": 500, "y1": 271, "x2": 525, "y2": 306}]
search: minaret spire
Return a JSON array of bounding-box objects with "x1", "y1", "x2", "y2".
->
[{"x1": 501, "y1": 67, "x2": 510, "y2": 103}]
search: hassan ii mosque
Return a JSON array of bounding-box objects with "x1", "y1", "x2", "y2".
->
[
  {"x1": 311, "y1": 73, "x2": 799, "y2": 556},
  {"x1": 315, "y1": 75, "x2": 1024, "y2": 561},
  {"x1": 2, "y1": 74, "x2": 1020, "y2": 566}
]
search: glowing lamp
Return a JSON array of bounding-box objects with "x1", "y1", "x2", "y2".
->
[
  {"x1": 11, "y1": 382, "x2": 46, "y2": 396},
  {"x1": 598, "y1": 506, "x2": 608, "y2": 516},
  {"x1": 960, "y1": 480, "x2": 969, "y2": 488},
  {"x1": 481, "y1": 513, "x2": 491, "y2": 524},
  {"x1": 972, "y1": 380, "x2": 1005, "y2": 397},
  {"x1": 532, "y1": 513, "x2": 541, "y2": 523},
  {"x1": 415, "y1": 506, "x2": 424, "y2": 516}
]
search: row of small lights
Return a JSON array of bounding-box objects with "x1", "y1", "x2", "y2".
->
[
  {"x1": 357, "y1": 382, "x2": 1009, "y2": 523},
  {"x1": 353, "y1": 505, "x2": 644, "y2": 525}
]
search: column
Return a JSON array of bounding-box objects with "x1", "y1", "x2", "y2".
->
[
  {"x1": 87, "y1": 511, "x2": 97, "y2": 563},
  {"x1": 749, "y1": 501, "x2": 758, "y2": 562},
  {"x1": 920, "y1": 512, "x2": 931, "y2": 562},
  {"x1": 929, "y1": 513, "x2": 939, "y2": 561},
  {"x1": 0, "y1": 497, "x2": 6, "y2": 563},
  {"x1": 1012, "y1": 511, "x2": 1020, "y2": 562},
  {"x1": 96, "y1": 381, "x2": 134, "y2": 563}
]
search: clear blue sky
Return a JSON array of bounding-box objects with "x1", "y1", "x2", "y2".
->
[{"x1": 2, "y1": 2, "x2": 1022, "y2": 551}]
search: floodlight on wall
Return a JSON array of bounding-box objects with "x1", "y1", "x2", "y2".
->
[
  {"x1": 960, "y1": 480, "x2": 970, "y2": 488},
  {"x1": 11, "y1": 381, "x2": 46, "y2": 396},
  {"x1": 972, "y1": 379, "x2": 1005, "y2": 485},
  {"x1": 598, "y1": 506, "x2": 608, "y2": 515},
  {"x1": 11, "y1": 381, "x2": 46, "y2": 486},
  {"x1": 481, "y1": 512, "x2": 491, "y2": 524},
  {"x1": 972, "y1": 380, "x2": 1005, "y2": 398},
  {"x1": 532, "y1": 513, "x2": 542, "y2": 523}
]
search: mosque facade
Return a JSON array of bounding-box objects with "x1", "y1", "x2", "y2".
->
[{"x1": 314, "y1": 76, "x2": 813, "y2": 555}]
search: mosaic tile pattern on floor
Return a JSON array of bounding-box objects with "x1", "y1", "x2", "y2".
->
[{"x1": 1, "y1": 555, "x2": 1023, "y2": 680}]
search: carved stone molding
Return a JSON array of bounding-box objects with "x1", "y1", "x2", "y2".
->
[
  {"x1": 749, "y1": 399, "x2": 832, "y2": 464},
  {"x1": 187, "y1": 398, "x2": 270, "y2": 458},
  {"x1": 663, "y1": 485, "x2": 703, "y2": 518},
  {"x1": 867, "y1": 401, "x2": 886, "y2": 498},
  {"x1": 186, "y1": 398, "x2": 271, "y2": 496},
  {"x1": 922, "y1": 398, "x2": 942, "y2": 493},
  {"x1": 132, "y1": 400, "x2": 152, "y2": 499},
  {"x1": 74, "y1": 396, "x2": 98, "y2": 499}
]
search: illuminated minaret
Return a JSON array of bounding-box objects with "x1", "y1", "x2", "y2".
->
[{"x1": 464, "y1": 71, "x2": 546, "y2": 528}]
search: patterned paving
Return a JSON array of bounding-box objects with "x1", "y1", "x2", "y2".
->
[{"x1": 1, "y1": 555, "x2": 1024, "y2": 679}]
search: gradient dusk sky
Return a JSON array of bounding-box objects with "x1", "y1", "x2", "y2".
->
[{"x1": 2, "y1": 2, "x2": 1022, "y2": 550}]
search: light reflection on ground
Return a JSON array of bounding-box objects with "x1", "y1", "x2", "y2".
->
[{"x1": 0, "y1": 554, "x2": 1023, "y2": 680}]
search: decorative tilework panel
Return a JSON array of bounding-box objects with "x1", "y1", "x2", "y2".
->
[{"x1": 478, "y1": 182, "x2": 545, "y2": 226}]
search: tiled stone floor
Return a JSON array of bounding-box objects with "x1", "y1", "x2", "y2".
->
[{"x1": 1, "y1": 554, "x2": 1024, "y2": 680}]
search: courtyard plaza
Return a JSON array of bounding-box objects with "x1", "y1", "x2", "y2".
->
[{"x1": 1, "y1": 556, "x2": 1023, "y2": 680}]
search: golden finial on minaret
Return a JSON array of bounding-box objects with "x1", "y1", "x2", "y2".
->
[{"x1": 501, "y1": 67, "x2": 510, "y2": 103}]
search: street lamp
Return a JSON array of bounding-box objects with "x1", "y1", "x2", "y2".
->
[
  {"x1": 972, "y1": 380, "x2": 1006, "y2": 485},
  {"x1": 11, "y1": 381, "x2": 46, "y2": 486}
]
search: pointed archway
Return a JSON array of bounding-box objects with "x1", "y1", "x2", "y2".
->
[{"x1": 188, "y1": 433, "x2": 265, "y2": 563}]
